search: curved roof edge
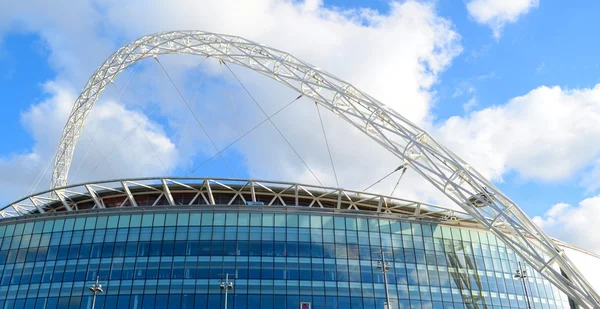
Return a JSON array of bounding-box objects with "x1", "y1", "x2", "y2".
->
[{"x1": 2, "y1": 177, "x2": 478, "y2": 227}]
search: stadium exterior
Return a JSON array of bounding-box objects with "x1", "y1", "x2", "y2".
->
[
  {"x1": 0, "y1": 178, "x2": 582, "y2": 309},
  {"x1": 1, "y1": 30, "x2": 598, "y2": 309}
]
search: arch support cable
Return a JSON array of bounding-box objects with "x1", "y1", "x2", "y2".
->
[
  {"x1": 222, "y1": 61, "x2": 323, "y2": 186},
  {"x1": 154, "y1": 56, "x2": 236, "y2": 177},
  {"x1": 110, "y1": 81, "x2": 169, "y2": 175},
  {"x1": 363, "y1": 164, "x2": 406, "y2": 192},
  {"x1": 315, "y1": 102, "x2": 339, "y2": 188},
  {"x1": 178, "y1": 59, "x2": 211, "y2": 174},
  {"x1": 187, "y1": 94, "x2": 304, "y2": 175}
]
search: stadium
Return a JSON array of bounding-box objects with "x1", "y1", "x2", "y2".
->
[{"x1": 0, "y1": 31, "x2": 599, "y2": 309}]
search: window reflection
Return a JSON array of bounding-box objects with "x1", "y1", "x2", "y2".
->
[{"x1": 0, "y1": 212, "x2": 572, "y2": 309}]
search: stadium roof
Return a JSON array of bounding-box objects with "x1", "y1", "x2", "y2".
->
[{"x1": 1, "y1": 177, "x2": 479, "y2": 228}]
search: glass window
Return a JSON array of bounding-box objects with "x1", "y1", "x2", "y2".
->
[
  {"x1": 213, "y1": 214, "x2": 225, "y2": 226},
  {"x1": 23, "y1": 222, "x2": 34, "y2": 235},
  {"x1": 165, "y1": 214, "x2": 177, "y2": 227},
  {"x1": 74, "y1": 218, "x2": 86, "y2": 230},
  {"x1": 334, "y1": 217, "x2": 345, "y2": 230},
  {"x1": 189, "y1": 214, "x2": 202, "y2": 226},
  {"x1": 5, "y1": 224, "x2": 15, "y2": 237},
  {"x1": 52, "y1": 220, "x2": 64, "y2": 232},
  {"x1": 32, "y1": 221, "x2": 44, "y2": 234},
  {"x1": 274, "y1": 214, "x2": 286, "y2": 227},
  {"x1": 201, "y1": 213, "x2": 213, "y2": 226},
  {"x1": 130, "y1": 215, "x2": 142, "y2": 227},
  {"x1": 310, "y1": 216, "x2": 322, "y2": 229},
  {"x1": 96, "y1": 217, "x2": 108, "y2": 229},
  {"x1": 141, "y1": 214, "x2": 154, "y2": 227},
  {"x1": 106, "y1": 216, "x2": 119, "y2": 229},
  {"x1": 14, "y1": 223, "x2": 25, "y2": 236},
  {"x1": 262, "y1": 214, "x2": 274, "y2": 227},
  {"x1": 153, "y1": 214, "x2": 166, "y2": 227},
  {"x1": 63, "y1": 218, "x2": 75, "y2": 231},
  {"x1": 286, "y1": 215, "x2": 298, "y2": 227},
  {"x1": 345, "y1": 217, "x2": 357, "y2": 231},
  {"x1": 299, "y1": 215, "x2": 310, "y2": 228},
  {"x1": 250, "y1": 214, "x2": 262, "y2": 227},
  {"x1": 118, "y1": 216, "x2": 131, "y2": 228},
  {"x1": 84, "y1": 217, "x2": 96, "y2": 230},
  {"x1": 225, "y1": 213, "x2": 237, "y2": 226}
]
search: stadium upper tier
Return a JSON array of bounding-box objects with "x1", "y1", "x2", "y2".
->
[{"x1": 1, "y1": 178, "x2": 477, "y2": 228}]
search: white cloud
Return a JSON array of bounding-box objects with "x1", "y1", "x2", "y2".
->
[
  {"x1": 0, "y1": 0, "x2": 462, "y2": 206},
  {"x1": 436, "y1": 85, "x2": 600, "y2": 182},
  {"x1": 466, "y1": 0, "x2": 539, "y2": 38},
  {"x1": 435, "y1": 77, "x2": 600, "y2": 277},
  {"x1": 101, "y1": 0, "x2": 461, "y2": 124},
  {"x1": 533, "y1": 196, "x2": 600, "y2": 254},
  {"x1": 462, "y1": 96, "x2": 478, "y2": 112},
  {"x1": 0, "y1": 82, "x2": 178, "y2": 204}
]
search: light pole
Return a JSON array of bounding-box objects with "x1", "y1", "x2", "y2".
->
[
  {"x1": 88, "y1": 276, "x2": 104, "y2": 309},
  {"x1": 377, "y1": 252, "x2": 392, "y2": 309},
  {"x1": 514, "y1": 261, "x2": 532, "y2": 309},
  {"x1": 220, "y1": 273, "x2": 234, "y2": 309}
]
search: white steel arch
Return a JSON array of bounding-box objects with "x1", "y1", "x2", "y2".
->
[{"x1": 51, "y1": 30, "x2": 599, "y2": 308}]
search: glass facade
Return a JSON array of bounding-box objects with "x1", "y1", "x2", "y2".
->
[{"x1": 0, "y1": 209, "x2": 572, "y2": 309}]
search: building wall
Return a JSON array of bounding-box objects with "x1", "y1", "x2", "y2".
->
[{"x1": 0, "y1": 208, "x2": 573, "y2": 309}]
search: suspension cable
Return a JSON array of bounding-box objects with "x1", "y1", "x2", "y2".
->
[
  {"x1": 71, "y1": 131, "x2": 97, "y2": 179},
  {"x1": 363, "y1": 164, "x2": 406, "y2": 192},
  {"x1": 77, "y1": 62, "x2": 146, "y2": 177},
  {"x1": 390, "y1": 166, "x2": 408, "y2": 196},
  {"x1": 187, "y1": 94, "x2": 303, "y2": 176},
  {"x1": 315, "y1": 102, "x2": 340, "y2": 188},
  {"x1": 211, "y1": 61, "x2": 246, "y2": 176},
  {"x1": 75, "y1": 61, "x2": 164, "y2": 179},
  {"x1": 29, "y1": 63, "x2": 143, "y2": 194},
  {"x1": 111, "y1": 82, "x2": 169, "y2": 175},
  {"x1": 89, "y1": 127, "x2": 137, "y2": 172},
  {"x1": 154, "y1": 56, "x2": 237, "y2": 177},
  {"x1": 177, "y1": 59, "x2": 210, "y2": 174},
  {"x1": 28, "y1": 154, "x2": 55, "y2": 195},
  {"x1": 222, "y1": 62, "x2": 323, "y2": 186},
  {"x1": 220, "y1": 61, "x2": 243, "y2": 136},
  {"x1": 83, "y1": 134, "x2": 119, "y2": 178}
]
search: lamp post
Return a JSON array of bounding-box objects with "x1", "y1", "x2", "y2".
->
[
  {"x1": 377, "y1": 252, "x2": 392, "y2": 309},
  {"x1": 88, "y1": 276, "x2": 104, "y2": 309},
  {"x1": 220, "y1": 273, "x2": 234, "y2": 309},
  {"x1": 514, "y1": 261, "x2": 532, "y2": 309}
]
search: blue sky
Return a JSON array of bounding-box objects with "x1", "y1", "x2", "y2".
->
[{"x1": 2, "y1": 0, "x2": 600, "y2": 253}]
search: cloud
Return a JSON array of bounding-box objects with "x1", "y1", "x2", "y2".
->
[
  {"x1": 434, "y1": 66, "x2": 600, "y2": 282},
  {"x1": 0, "y1": 82, "x2": 178, "y2": 204},
  {"x1": 466, "y1": 0, "x2": 539, "y2": 38},
  {"x1": 533, "y1": 196, "x2": 600, "y2": 254},
  {"x1": 100, "y1": 0, "x2": 461, "y2": 124},
  {"x1": 436, "y1": 85, "x2": 600, "y2": 182},
  {"x1": 0, "y1": 0, "x2": 462, "y2": 207},
  {"x1": 462, "y1": 96, "x2": 478, "y2": 112}
]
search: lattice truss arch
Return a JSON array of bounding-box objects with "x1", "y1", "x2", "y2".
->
[{"x1": 50, "y1": 31, "x2": 599, "y2": 307}]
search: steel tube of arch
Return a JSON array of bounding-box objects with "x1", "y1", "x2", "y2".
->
[{"x1": 49, "y1": 30, "x2": 600, "y2": 308}]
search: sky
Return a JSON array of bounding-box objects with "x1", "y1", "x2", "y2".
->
[{"x1": 1, "y1": 0, "x2": 600, "y2": 285}]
